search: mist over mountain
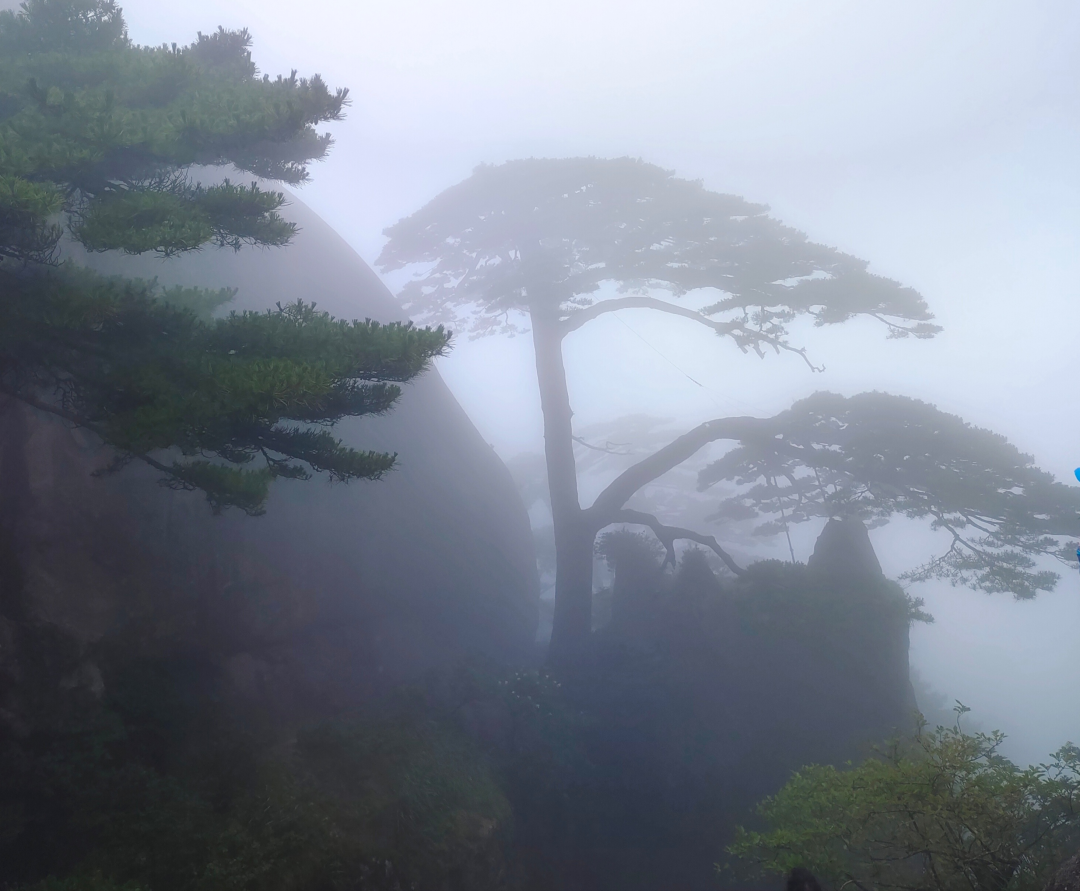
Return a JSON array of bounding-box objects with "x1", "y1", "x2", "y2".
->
[
  {"x1": 2, "y1": 2, "x2": 1078, "y2": 889},
  {"x1": 114, "y1": 0, "x2": 1080, "y2": 765}
]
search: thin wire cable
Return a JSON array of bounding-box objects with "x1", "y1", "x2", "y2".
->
[
  {"x1": 612, "y1": 312, "x2": 706, "y2": 386},
  {"x1": 611, "y1": 311, "x2": 754, "y2": 414},
  {"x1": 611, "y1": 309, "x2": 800, "y2": 559},
  {"x1": 603, "y1": 309, "x2": 813, "y2": 565}
]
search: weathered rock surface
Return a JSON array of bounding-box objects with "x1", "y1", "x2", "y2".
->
[
  {"x1": 545, "y1": 519, "x2": 920, "y2": 890},
  {"x1": 0, "y1": 192, "x2": 539, "y2": 731},
  {"x1": 1046, "y1": 853, "x2": 1080, "y2": 891},
  {"x1": 807, "y1": 515, "x2": 884, "y2": 581},
  {"x1": 808, "y1": 515, "x2": 920, "y2": 729}
]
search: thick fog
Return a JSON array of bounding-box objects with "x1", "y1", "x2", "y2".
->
[{"x1": 117, "y1": 0, "x2": 1080, "y2": 765}]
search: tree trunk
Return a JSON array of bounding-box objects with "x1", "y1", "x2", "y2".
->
[
  {"x1": 0, "y1": 397, "x2": 30, "y2": 621},
  {"x1": 549, "y1": 515, "x2": 595, "y2": 663},
  {"x1": 530, "y1": 304, "x2": 594, "y2": 663}
]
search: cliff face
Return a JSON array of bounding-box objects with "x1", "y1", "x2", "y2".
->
[
  {"x1": 544, "y1": 520, "x2": 919, "y2": 890},
  {"x1": 1045, "y1": 852, "x2": 1080, "y2": 891},
  {"x1": 0, "y1": 193, "x2": 539, "y2": 732}
]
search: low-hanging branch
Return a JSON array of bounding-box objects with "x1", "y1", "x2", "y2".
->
[
  {"x1": 559, "y1": 295, "x2": 744, "y2": 336},
  {"x1": 692, "y1": 391, "x2": 1080, "y2": 599},
  {"x1": 1, "y1": 382, "x2": 201, "y2": 491},
  {"x1": 558, "y1": 294, "x2": 825, "y2": 371},
  {"x1": 609, "y1": 508, "x2": 745, "y2": 576},
  {"x1": 586, "y1": 414, "x2": 775, "y2": 521},
  {"x1": 581, "y1": 391, "x2": 1080, "y2": 600}
]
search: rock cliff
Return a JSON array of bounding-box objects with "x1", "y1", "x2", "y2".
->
[
  {"x1": 544, "y1": 519, "x2": 920, "y2": 889},
  {"x1": 1046, "y1": 853, "x2": 1080, "y2": 891},
  {"x1": 0, "y1": 192, "x2": 539, "y2": 734}
]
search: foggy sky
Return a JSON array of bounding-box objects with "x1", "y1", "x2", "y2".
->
[{"x1": 110, "y1": 0, "x2": 1080, "y2": 764}]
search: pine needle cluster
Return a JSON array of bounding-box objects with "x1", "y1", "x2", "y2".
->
[{"x1": 0, "y1": 0, "x2": 450, "y2": 513}]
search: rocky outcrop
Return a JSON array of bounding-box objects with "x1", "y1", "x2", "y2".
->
[
  {"x1": 0, "y1": 192, "x2": 539, "y2": 733},
  {"x1": 807, "y1": 515, "x2": 920, "y2": 735},
  {"x1": 807, "y1": 515, "x2": 884, "y2": 581},
  {"x1": 540, "y1": 520, "x2": 920, "y2": 889},
  {"x1": 1046, "y1": 853, "x2": 1080, "y2": 891}
]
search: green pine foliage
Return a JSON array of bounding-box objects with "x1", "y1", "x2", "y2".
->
[
  {"x1": 699, "y1": 391, "x2": 1080, "y2": 599},
  {"x1": 0, "y1": 0, "x2": 450, "y2": 513},
  {"x1": 378, "y1": 157, "x2": 941, "y2": 343}
]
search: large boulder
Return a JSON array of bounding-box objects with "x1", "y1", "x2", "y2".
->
[{"x1": 0, "y1": 191, "x2": 539, "y2": 731}]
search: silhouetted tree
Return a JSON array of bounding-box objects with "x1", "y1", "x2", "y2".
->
[
  {"x1": 585, "y1": 390, "x2": 1080, "y2": 602},
  {"x1": 0, "y1": 0, "x2": 450, "y2": 514},
  {"x1": 697, "y1": 391, "x2": 1080, "y2": 598},
  {"x1": 378, "y1": 157, "x2": 940, "y2": 660},
  {"x1": 382, "y1": 159, "x2": 1080, "y2": 661}
]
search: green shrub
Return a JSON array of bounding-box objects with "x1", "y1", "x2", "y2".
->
[{"x1": 728, "y1": 710, "x2": 1080, "y2": 891}]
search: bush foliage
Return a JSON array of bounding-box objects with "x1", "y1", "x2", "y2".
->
[
  {"x1": 0, "y1": 0, "x2": 450, "y2": 514},
  {"x1": 729, "y1": 709, "x2": 1080, "y2": 891}
]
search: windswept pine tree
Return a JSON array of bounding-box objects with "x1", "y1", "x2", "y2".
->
[
  {"x1": 379, "y1": 158, "x2": 938, "y2": 660},
  {"x1": 380, "y1": 158, "x2": 1080, "y2": 661},
  {"x1": 695, "y1": 391, "x2": 1080, "y2": 599},
  {"x1": 0, "y1": 0, "x2": 450, "y2": 514}
]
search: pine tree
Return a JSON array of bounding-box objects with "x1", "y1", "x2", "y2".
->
[
  {"x1": 607, "y1": 391, "x2": 1080, "y2": 600},
  {"x1": 0, "y1": 0, "x2": 450, "y2": 515},
  {"x1": 379, "y1": 158, "x2": 939, "y2": 659},
  {"x1": 380, "y1": 158, "x2": 1078, "y2": 661}
]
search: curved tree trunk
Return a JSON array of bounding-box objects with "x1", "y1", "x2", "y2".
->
[
  {"x1": 530, "y1": 303, "x2": 594, "y2": 663},
  {"x1": 529, "y1": 302, "x2": 763, "y2": 662}
]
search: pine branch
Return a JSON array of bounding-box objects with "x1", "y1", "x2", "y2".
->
[
  {"x1": 587, "y1": 414, "x2": 774, "y2": 521},
  {"x1": 560, "y1": 295, "x2": 744, "y2": 337},
  {"x1": 560, "y1": 294, "x2": 825, "y2": 371},
  {"x1": 608, "y1": 508, "x2": 745, "y2": 575}
]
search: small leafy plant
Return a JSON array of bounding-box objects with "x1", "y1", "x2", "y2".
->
[{"x1": 729, "y1": 706, "x2": 1080, "y2": 891}]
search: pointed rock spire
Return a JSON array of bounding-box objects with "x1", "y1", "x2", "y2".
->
[{"x1": 807, "y1": 516, "x2": 883, "y2": 583}]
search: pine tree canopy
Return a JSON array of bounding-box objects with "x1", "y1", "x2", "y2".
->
[
  {"x1": 697, "y1": 391, "x2": 1080, "y2": 599},
  {"x1": 0, "y1": 0, "x2": 451, "y2": 514},
  {"x1": 378, "y1": 157, "x2": 941, "y2": 354},
  {"x1": 380, "y1": 157, "x2": 949, "y2": 658}
]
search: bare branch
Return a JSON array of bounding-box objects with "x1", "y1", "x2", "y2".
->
[
  {"x1": 560, "y1": 295, "x2": 742, "y2": 336},
  {"x1": 1, "y1": 384, "x2": 96, "y2": 431},
  {"x1": 572, "y1": 434, "x2": 630, "y2": 455},
  {"x1": 609, "y1": 508, "x2": 745, "y2": 576},
  {"x1": 587, "y1": 414, "x2": 773, "y2": 520},
  {"x1": 759, "y1": 336, "x2": 825, "y2": 373},
  {"x1": 560, "y1": 295, "x2": 825, "y2": 371},
  {"x1": 1, "y1": 386, "x2": 179, "y2": 482}
]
